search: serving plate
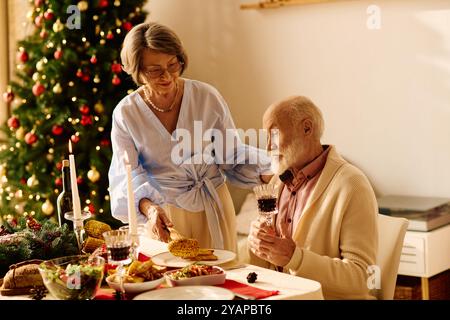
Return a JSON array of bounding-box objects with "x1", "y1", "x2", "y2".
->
[
  {"x1": 151, "y1": 249, "x2": 236, "y2": 268},
  {"x1": 164, "y1": 266, "x2": 226, "y2": 287},
  {"x1": 105, "y1": 274, "x2": 164, "y2": 294},
  {"x1": 133, "y1": 285, "x2": 234, "y2": 300}
]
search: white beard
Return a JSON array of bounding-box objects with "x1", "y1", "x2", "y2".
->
[{"x1": 270, "y1": 154, "x2": 288, "y2": 175}]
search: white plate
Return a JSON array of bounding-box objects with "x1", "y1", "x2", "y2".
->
[
  {"x1": 106, "y1": 274, "x2": 165, "y2": 294},
  {"x1": 133, "y1": 286, "x2": 234, "y2": 300},
  {"x1": 151, "y1": 249, "x2": 236, "y2": 268}
]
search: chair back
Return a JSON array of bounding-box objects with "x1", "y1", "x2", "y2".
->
[{"x1": 374, "y1": 214, "x2": 409, "y2": 299}]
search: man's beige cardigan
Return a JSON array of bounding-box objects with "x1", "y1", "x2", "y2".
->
[{"x1": 249, "y1": 145, "x2": 378, "y2": 299}]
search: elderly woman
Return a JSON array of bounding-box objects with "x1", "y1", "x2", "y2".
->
[{"x1": 108, "y1": 22, "x2": 272, "y2": 252}]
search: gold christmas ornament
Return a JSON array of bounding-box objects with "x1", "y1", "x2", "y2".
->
[
  {"x1": 27, "y1": 175, "x2": 39, "y2": 187},
  {"x1": 26, "y1": 162, "x2": 33, "y2": 172},
  {"x1": 46, "y1": 153, "x2": 54, "y2": 162},
  {"x1": 114, "y1": 0, "x2": 121, "y2": 6},
  {"x1": 42, "y1": 199, "x2": 54, "y2": 216},
  {"x1": 36, "y1": 60, "x2": 45, "y2": 71},
  {"x1": 53, "y1": 83, "x2": 62, "y2": 94},
  {"x1": 78, "y1": 1, "x2": 89, "y2": 11},
  {"x1": 93, "y1": 75, "x2": 100, "y2": 83},
  {"x1": 87, "y1": 167, "x2": 100, "y2": 183},
  {"x1": 94, "y1": 101, "x2": 104, "y2": 113},
  {"x1": 53, "y1": 19, "x2": 64, "y2": 32},
  {"x1": 15, "y1": 127, "x2": 25, "y2": 140},
  {"x1": 32, "y1": 72, "x2": 40, "y2": 81}
]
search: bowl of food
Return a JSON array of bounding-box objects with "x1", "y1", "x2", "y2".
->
[
  {"x1": 164, "y1": 264, "x2": 226, "y2": 287},
  {"x1": 38, "y1": 255, "x2": 105, "y2": 300},
  {"x1": 105, "y1": 259, "x2": 166, "y2": 294}
]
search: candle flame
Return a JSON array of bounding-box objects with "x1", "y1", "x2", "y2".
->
[
  {"x1": 68, "y1": 140, "x2": 72, "y2": 154},
  {"x1": 124, "y1": 150, "x2": 130, "y2": 164}
]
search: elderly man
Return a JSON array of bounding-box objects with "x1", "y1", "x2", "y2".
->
[{"x1": 248, "y1": 96, "x2": 378, "y2": 299}]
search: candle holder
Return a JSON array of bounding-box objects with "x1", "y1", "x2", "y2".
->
[{"x1": 64, "y1": 210, "x2": 92, "y2": 252}]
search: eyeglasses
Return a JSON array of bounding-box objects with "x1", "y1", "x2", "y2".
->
[{"x1": 141, "y1": 60, "x2": 184, "y2": 79}]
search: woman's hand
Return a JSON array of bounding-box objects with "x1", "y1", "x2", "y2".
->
[
  {"x1": 260, "y1": 174, "x2": 273, "y2": 184},
  {"x1": 139, "y1": 198, "x2": 174, "y2": 242}
]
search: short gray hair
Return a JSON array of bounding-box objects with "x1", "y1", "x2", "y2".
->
[
  {"x1": 282, "y1": 96, "x2": 325, "y2": 140},
  {"x1": 120, "y1": 22, "x2": 188, "y2": 86}
]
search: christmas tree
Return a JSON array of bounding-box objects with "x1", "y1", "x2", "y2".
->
[{"x1": 0, "y1": 0, "x2": 147, "y2": 228}]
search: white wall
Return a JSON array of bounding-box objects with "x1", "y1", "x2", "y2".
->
[{"x1": 146, "y1": 0, "x2": 450, "y2": 210}]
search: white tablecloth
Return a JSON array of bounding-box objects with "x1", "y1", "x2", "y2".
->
[
  {"x1": 0, "y1": 236, "x2": 323, "y2": 300},
  {"x1": 138, "y1": 237, "x2": 323, "y2": 300}
]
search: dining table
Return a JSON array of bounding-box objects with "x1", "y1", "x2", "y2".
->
[{"x1": 0, "y1": 235, "x2": 324, "y2": 300}]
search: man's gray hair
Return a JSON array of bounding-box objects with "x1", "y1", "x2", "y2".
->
[{"x1": 284, "y1": 96, "x2": 325, "y2": 140}]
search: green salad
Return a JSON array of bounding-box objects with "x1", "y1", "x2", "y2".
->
[{"x1": 39, "y1": 256, "x2": 104, "y2": 300}]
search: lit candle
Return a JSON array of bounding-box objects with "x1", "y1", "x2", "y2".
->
[
  {"x1": 124, "y1": 151, "x2": 138, "y2": 237},
  {"x1": 68, "y1": 140, "x2": 82, "y2": 222}
]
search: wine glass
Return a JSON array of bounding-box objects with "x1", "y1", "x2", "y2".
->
[
  {"x1": 102, "y1": 229, "x2": 132, "y2": 299},
  {"x1": 253, "y1": 184, "x2": 279, "y2": 228}
]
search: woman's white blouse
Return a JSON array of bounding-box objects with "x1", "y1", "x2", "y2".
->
[{"x1": 108, "y1": 79, "x2": 271, "y2": 248}]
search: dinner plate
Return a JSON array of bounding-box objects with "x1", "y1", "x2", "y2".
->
[
  {"x1": 133, "y1": 285, "x2": 234, "y2": 300},
  {"x1": 151, "y1": 249, "x2": 236, "y2": 268},
  {"x1": 105, "y1": 274, "x2": 165, "y2": 294}
]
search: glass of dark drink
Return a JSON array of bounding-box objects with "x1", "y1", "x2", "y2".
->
[
  {"x1": 253, "y1": 184, "x2": 279, "y2": 228},
  {"x1": 102, "y1": 229, "x2": 132, "y2": 298}
]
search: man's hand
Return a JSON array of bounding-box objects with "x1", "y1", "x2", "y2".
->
[
  {"x1": 248, "y1": 218, "x2": 296, "y2": 267},
  {"x1": 140, "y1": 198, "x2": 174, "y2": 242}
]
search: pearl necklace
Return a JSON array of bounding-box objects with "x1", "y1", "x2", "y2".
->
[{"x1": 143, "y1": 82, "x2": 179, "y2": 113}]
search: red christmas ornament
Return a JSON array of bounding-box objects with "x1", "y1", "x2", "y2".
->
[
  {"x1": 122, "y1": 21, "x2": 133, "y2": 32},
  {"x1": 98, "y1": 0, "x2": 109, "y2": 8},
  {"x1": 17, "y1": 50, "x2": 29, "y2": 63},
  {"x1": 39, "y1": 29, "x2": 48, "y2": 39},
  {"x1": 52, "y1": 125, "x2": 63, "y2": 136},
  {"x1": 34, "y1": 15, "x2": 44, "y2": 27},
  {"x1": 112, "y1": 75, "x2": 121, "y2": 86},
  {"x1": 71, "y1": 135, "x2": 80, "y2": 144},
  {"x1": 82, "y1": 74, "x2": 90, "y2": 82},
  {"x1": 111, "y1": 63, "x2": 122, "y2": 74},
  {"x1": 100, "y1": 139, "x2": 110, "y2": 147},
  {"x1": 24, "y1": 132, "x2": 38, "y2": 145},
  {"x1": 44, "y1": 10, "x2": 54, "y2": 20},
  {"x1": 54, "y1": 49, "x2": 63, "y2": 60},
  {"x1": 3, "y1": 91, "x2": 14, "y2": 103},
  {"x1": 76, "y1": 69, "x2": 83, "y2": 78},
  {"x1": 88, "y1": 203, "x2": 96, "y2": 214},
  {"x1": 32, "y1": 82, "x2": 45, "y2": 96},
  {"x1": 90, "y1": 55, "x2": 98, "y2": 64},
  {"x1": 79, "y1": 104, "x2": 90, "y2": 115},
  {"x1": 77, "y1": 176, "x2": 83, "y2": 185},
  {"x1": 80, "y1": 115, "x2": 93, "y2": 126},
  {"x1": 55, "y1": 177, "x2": 62, "y2": 186},
  {"x1": 20, "y1": 178, "x2": 27, "y2": 185},
  {"x1": 34, "y1": 0, "x2": 44, "y2": 7},
  {"x1": 106, "y1": 31, "x2": 114, "y2": 40},
  {"x1": 56, "y1": 162, "x2": 63, "y2": 171},
  {"x1": 7, "y1": 116, "x2": 20, "y2": 129}
]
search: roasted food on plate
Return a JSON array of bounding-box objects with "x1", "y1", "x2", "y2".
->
[
  {"x1": 108, "y1": 259, "x2": 166, "y2": 283},
  {"x1": 167, "y1": 264, "x2": 223, "y2": 280},
  {"x1": 168, "y1": 238, "x2": 200, "y2": 258}
]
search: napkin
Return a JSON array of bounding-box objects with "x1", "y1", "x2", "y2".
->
[{"x1": 217, "y1": 279, "x2": 279, "y2": 299}]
